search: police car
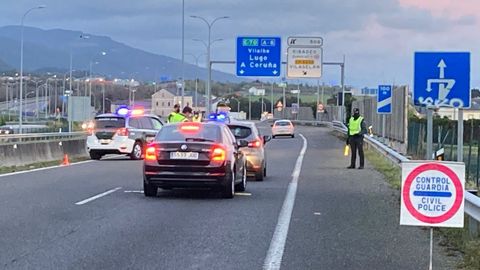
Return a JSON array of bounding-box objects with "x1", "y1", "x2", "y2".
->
[{"x1": 86, "y1": 107, "x2": 164, "y2": 160}]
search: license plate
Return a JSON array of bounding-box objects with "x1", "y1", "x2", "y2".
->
[
  {"x1": 100, "y1": 139, "x2": 111, "y2": 144},
  {"x1": 170, "y1": 152, "x2": 199, "y2": 160}
]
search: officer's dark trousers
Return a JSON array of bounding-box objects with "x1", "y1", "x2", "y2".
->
[{"x1": 349, "y1": 135, "x2": 364, "y2": 168}]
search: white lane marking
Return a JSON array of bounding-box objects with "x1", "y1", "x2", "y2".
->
[
  {"x1": 75, "y1": 187, "x2": 122, "y2": 205},
  {"x1": 263, "y1": 133, "x2": 307, "y2": 270},
  {"x1": 0, "y1": 154, "x2": 129, "y2": 179},
  {"x1": 124, "y1": 190, "x2": 144, "y2": 193},
  {"x1": 314, "y1": 212, "x2": 322, "y2": 216},
  {"x1": 0, "y1": 160, "x2": 93, "y2": 178},
  {"x1": 235, "y1": 192, "x2": 252, "y2": 196}
]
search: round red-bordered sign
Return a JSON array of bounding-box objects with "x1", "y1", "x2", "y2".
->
[{"x1": 403, "y1": 163, "x2": 464, "y2": 224}]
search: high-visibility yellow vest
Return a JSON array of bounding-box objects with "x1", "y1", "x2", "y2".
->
[
  {"x1": 192, "y1": 115, "x2": 201, "y2": 122},
  {"x1": 168, "y1": 112, "x2": 186, "y2": 123},
  {"x1": 348, "y1": 116, "x2": 363, "y2": 136}
]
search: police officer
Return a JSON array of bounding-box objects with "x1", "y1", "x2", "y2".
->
[
  {"x1": 182, "y1": 106, "x2": 193, "y2": 121},
  {"x1": 192, "y1": 111, "x2": 201, "y2": 122},
  {"x1": 347, "y1": 108, "x2": 367, "y2": 169},
  {"x1": 167, "y1": 104, "x2": 186, "y2": 123}
]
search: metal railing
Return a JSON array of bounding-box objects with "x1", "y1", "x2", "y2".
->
[
  {"x1": 0, "y1": 132, "x2": 87, "y2": 145},
  {"x1": 294, "y1": 120, "x2": 480, "y2": 223}
]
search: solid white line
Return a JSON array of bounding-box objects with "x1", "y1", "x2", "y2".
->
[
  {"x1": 75, "y1": 187, "x2": 122, "y2": 205},
  {"x1": 0, "y1": 160, "x2": 93, "y2": 178},
  {"x1": 263, "y1": 133, "x2": 308, "y2": 270},
  {"x1": 124, "y1": 190, "x2": 144, "y2": 193}
]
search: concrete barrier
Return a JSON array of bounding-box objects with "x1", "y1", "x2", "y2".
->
[{"x1": 0, "y1": 139, "x2": 87, "y2": 167}]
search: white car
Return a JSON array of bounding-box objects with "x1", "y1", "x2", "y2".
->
[
  {"x1": 86, "y1": 109, "x2": 164, "y2": 160},
  {"x1": 271, "y1": 120, "x2": 295, "y2": 138}
]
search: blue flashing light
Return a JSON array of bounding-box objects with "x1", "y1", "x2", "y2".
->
[
  {"x1": 208, "y1": 113, "x2": 217, "y2": 120},
  {"x1": 208, "y1": 112, "x2": 228, "y2": 123},
  {"x1": 217, "y1": 112, "x2": 227, "y2": 121},
  {"x1": 116, "y1": 106, "x2": 130, "y2": 116}
]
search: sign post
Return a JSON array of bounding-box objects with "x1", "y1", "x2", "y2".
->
[
  {"x1": 377, "y1": 85, "x2": 392, "y2": 139},
  {"x1": 236, "y1": 37, "x2": 281, "y2": 77},
  {"x1": 286, "y1": 36, "x2": 323, "y2": 79},
  {"x1": 401, "y1": 161, "x2": 465, "y2": 269},
  {"x1": 414, "y1": 52, "x2": 470, "y2": 270},
  {"x1": 414, "y1": 52, "x2": 471, "y2": 162}
]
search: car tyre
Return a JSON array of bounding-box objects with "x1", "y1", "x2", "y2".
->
[
  {"x1": 130, "y1": 141, "x2": 143, "y2": 160},
  {"x1": 291, "y1": 134, "x2": 295, "y2": 138},
  {"x1": 272, "y1": 135, "x2": 276, "y2": 139},
  {"x1": 235, "y1": 164, "x2": 247, "y2": 192},
  {"x1": 255, "y1": 165, "x2": 265, "y2": 181},
  {"x1": 144, "y1": 178, "x2": 157, "y2": 197},
  {"x1": 222, "y1": 170, "x2": 235, "y2": 199},
  {"x1": 89, "y1": 152, "x2": 102, "y2": 160}
]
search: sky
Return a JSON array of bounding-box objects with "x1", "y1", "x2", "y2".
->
[{"x1": 1, "y1": 0, "x2": 480, "y2": 88}]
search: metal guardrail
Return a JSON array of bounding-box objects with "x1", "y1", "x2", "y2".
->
[
  {"x1": 296, "y1": 120, "x2": 480, "y2": 223},
  {"x1": 0, "y1": 132, "x2": 87, "y2": 145}
]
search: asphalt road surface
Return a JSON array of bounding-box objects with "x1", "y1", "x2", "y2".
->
[{"x1": 0, "y1": 124, "x2": 458, "y2": 270}]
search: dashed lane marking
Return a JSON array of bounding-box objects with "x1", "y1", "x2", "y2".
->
[{"x1": 75, "y1": 187, "x2": 122, "y2": 205}]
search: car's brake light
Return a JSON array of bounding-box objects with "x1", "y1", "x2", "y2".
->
[
  {"x1": 145, "y1": 145, "x2": 157, "y2": 161},
  {"x1": 116, "y1": 127, "x2": 129, "y2": 136},
  {"x1": 179, "y1": 122, "x2": 201, "y2": 132},
  {"x1": 248, "y1": 138, "x2": 262, "y2": 148},
  {"x1": 211, "y1": 145, "x2": 226, "y2": 162}
]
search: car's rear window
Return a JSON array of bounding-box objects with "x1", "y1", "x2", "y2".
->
[
  {"x1": 275, "y1": 121, "x2": 291, "y2": 126},
  {"x1": 95, "y1": 117, "x2": 126, "y2": 129},
  {"x1": 228, "y1": 125, "x2": 253, "y2": 139},
  {"x1": 156, "y1": 125, "x2": 220, "y2": 142}
]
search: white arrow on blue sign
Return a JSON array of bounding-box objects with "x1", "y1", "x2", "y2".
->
[
  {"x1": 236, "y1": 36, "x2": 281, "y2": 77},
  {"x1": 414, "y1": 52, "x2": 470, "y2": 108},
  {"x1": 377, "y1": 85, "x2": 392, "y2": 114}
]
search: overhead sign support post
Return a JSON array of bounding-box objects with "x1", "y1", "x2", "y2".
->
[{"x1": 413, "y1": 52, "x2": 469, "y2": 270}]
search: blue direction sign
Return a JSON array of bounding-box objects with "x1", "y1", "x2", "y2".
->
[
  {"x1": 377, "y1": 85, "x2": 392, "y2": 114},
  {"x1": 414, "y1": 52, "x2": 470, "y2": 108},
  {"x1": 236, "y1": 36, "x2": 281, "y2": 77}
]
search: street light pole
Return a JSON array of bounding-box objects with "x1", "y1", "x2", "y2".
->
[
  {"x1": 341, "y1": 55, "x2": 346, "y2": 123},
  {"x1": 190, "y1": 15, "x2": 229, "y2": 114},
  {"x1": 19, "y1": 5, "x2": 46, "y2": 133},
  {"x1": 271, "y1": 83, "x2": 274, "y2": 113},
  {"x1": 186, "y1": 52, "x2": 207, "y2": 111},
  {"x1": 181, "y1": 0, "x2": 185, "y2": 107}
]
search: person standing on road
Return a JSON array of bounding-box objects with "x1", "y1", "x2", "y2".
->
[
  {"x1": 192, "y1": 111, "x2": 201, "y2": 122},
  {"x1": 182, "y1": 105, "x2": 193, "y2": 121},
  {"x1": 346, "y1": 108, "x2": 367, "y2": 169},
  {"x1": 167, "y1": 104, "x2": 186, "y2": 123}
]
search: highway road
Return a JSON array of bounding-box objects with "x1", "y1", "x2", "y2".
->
[{"x1": 0, "y1": 124, "x2": 458, "y2": 269}]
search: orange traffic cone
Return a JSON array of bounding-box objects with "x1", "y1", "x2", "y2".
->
[{"x1": 61, "y1": 154, "x2": 70, "y2": 166}]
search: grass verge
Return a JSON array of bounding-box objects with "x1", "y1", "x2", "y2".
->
[
  {"x1": 365, "y1": 145, "x2": 480, "y2": 269},
  {"x1": 0, "y1": 156, "x2": 90, "y2": 175}
]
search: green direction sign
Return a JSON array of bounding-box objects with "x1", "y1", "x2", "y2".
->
[{"x1": 242, "y1": 38, "x2": 259, "y2": 47}]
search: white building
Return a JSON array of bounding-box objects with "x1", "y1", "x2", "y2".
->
[{"x1": 151, "y1": 89, "x2": 193, "y2": 117}]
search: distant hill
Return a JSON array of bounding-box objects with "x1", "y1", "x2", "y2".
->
[{"x1": 0, "y1": 25, "x2": 241, "y2": 82}]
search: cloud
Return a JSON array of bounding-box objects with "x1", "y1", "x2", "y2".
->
[{"x1": 2, "y1": 0, "x2": 480, "y2": 87}]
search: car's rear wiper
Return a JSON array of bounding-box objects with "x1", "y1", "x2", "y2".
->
[{"x1": 185, "y1": 137, "x2": 215, "y2": 142}]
